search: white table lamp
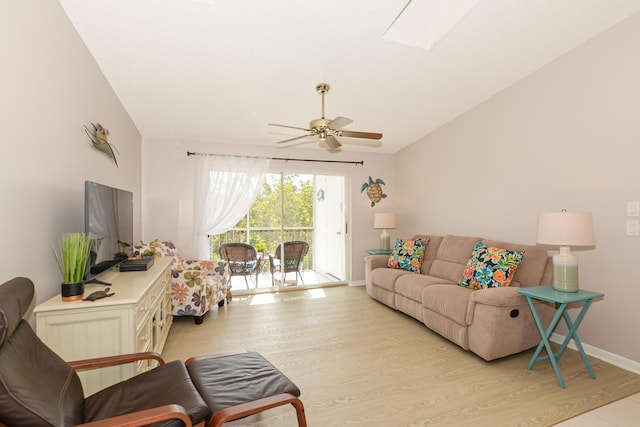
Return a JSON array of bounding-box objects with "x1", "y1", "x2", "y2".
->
[
  {"x1": 536, "y1": 210, "x2": 595, "y2": 292},
  {"x1": 374, "y1": 213, "x2": 397, "y2": 251}
]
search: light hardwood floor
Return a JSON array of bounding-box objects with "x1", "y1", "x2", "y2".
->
[{"x1": 162, "y1": 286, "x2": 640, "y2": 426}]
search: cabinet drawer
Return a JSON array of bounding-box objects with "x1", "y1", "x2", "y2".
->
[
  {"x1": 135, "y1": 317, "x2": 153, "y2": 375},
  {"x1": 149, "y1": 271, "x2": 170, "y2": 306},
  {"x1": 136, "y1": 315, "x2": 153, "y2": 353},
  {"x1": 135, "y1": 293, "x2": 151, "y2": 332}
]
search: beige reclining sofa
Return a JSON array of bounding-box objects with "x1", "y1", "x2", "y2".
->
[{"x1": 365, "y1": 235, "x2": 555, "y2": 361}]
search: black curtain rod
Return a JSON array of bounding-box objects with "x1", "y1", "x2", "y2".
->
[{"x1": 186, "y1": 151, "x2": 364, "y2": 166}]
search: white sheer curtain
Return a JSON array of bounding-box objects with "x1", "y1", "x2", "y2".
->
[{"x1": 191, "y1": 155, "x2": 271, "y2": 259}]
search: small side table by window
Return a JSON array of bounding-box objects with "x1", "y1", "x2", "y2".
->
[
  {"x1": 517, "y1": 285, "x2": 604, "y2": 388},
  {"x1": 367, "y1": 249, "x2": 392, "y2": 255}
]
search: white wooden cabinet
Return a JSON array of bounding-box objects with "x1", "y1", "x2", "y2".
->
[{"x1": 34, "y1": 256, "x2": 173, "y2": 395}]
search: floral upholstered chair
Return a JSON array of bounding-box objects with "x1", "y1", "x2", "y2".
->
[{"x1": 134, "y1": 240, "x2": 229, "y2": 325}]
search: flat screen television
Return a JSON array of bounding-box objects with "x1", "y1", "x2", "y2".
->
[{"x1": 84, "y1": 180, "x2": 134, "y2": 277}]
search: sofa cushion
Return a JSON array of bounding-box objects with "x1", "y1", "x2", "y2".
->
[
  {"x1": 395, "y1": 274, "x2": 455, "y2": 303},
  {"x1": 458, "y1": 241, "x2": 524, "y2": 290},
  {"x1": 415, "y1": 235, "x2": 443, "y2": 275},
  {"x1": 370, "y1": 267, "x2": 413, "y2": 292},
  {"x1": 422, "y1": 284, "x2": 472, "y2": 326},
  {"x1": 388, "y1": 237, "x2": 428, "y2": 273},
  {"x1": 428, "y1": 235, "x2": 482, "y2": 282}
]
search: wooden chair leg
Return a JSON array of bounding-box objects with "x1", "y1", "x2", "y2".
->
[{"x1": 194, "y1": 315, "x2": 205, "y2": 325}]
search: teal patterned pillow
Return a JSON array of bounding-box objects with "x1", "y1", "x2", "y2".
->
[
  {"x1": 459, "y1": 241, "x2": 524, "y2": 290},
  {"x1": 387, "y1": 237, "x2": 429, "y2": 273}
]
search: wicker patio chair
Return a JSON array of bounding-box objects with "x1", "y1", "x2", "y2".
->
[
  {"x1": 269, "y1": 241, "x2": 309, "y2": 286},
  {"x1": 218, "y1": 243, "x2": 261, "y2": 288}
]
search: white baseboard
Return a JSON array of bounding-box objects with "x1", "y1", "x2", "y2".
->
[
  {"x1": 551, "y1": 333, "x2": 640, "y2": 375},
  {"x1": 349, "y1": 280, "x2": 366, "y2": 287}
]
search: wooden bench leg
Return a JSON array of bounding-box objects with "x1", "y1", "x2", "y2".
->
[{"x1": 208, "y1": 393, "x2": 307, "y2": 427}]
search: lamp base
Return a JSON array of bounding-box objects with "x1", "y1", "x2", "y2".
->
[
  {"x1": 552, "y1": 247, "x2": 579, "y2": 292},
  {"x1": 379, "y1": 230, "x2": 390, "y2": 251}
]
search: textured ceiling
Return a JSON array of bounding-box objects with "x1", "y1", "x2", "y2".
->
[{"x1": 59, "y1": 0, "x2": 640, "y2": 154}]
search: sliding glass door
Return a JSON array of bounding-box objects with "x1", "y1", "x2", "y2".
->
[{"x1": 211, "y1": 172, "x2": 346, "y2": 287}]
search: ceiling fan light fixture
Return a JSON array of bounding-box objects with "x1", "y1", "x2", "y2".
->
[{"x1": 269, "y1": 83, "x2": 383, "y2": 153}]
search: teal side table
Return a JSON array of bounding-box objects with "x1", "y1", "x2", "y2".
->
[
  {"x1": 367, "y1": 249, "x2": 392, "y2": 255},
  {"x1": 517, "y1": 285, "x2": 604, "y2": 388}
]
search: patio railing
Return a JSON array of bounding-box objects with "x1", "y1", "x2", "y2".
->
[{"x1": 209, "y1": 227, "x2": 314, "y2": 270}]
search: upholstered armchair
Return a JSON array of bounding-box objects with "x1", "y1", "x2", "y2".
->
[{"x1": 135, "y1": 240, "x2": 230, "y2": 324}]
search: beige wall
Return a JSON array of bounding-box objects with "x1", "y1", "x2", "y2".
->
[
  {"x1": 396, "y1": 12, "x2": 640, "y2": 364},
  {"x1": 0, "y1": 1, "x2": 141, "y2": 305},
  {"x1": 141, "y1": 138, "x2": 395, "y2": 282}
]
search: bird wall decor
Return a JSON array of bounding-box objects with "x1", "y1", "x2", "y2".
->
[{"x1": 85, "y1": 122, "x2": 119, "y2": 167}]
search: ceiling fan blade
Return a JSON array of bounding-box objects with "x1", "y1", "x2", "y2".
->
[
  {"x1": 328, "y1": 116, "x2": 353, "y2": 130},
  {"x1": 276, "y1": 134, "x2": 313, "y2": 144},
  {"x1": 340, "y1": 139, "x2": 383, "y2": 148},
  {"x1": 339, "y1": 130, "x2": 383, "y2": 140},
  {"x1": 268, "y1": 123, "x2": 311, "y2": 132},
  {"x1": 324, "y1": 135, "x2": 342, "y2": 151}
]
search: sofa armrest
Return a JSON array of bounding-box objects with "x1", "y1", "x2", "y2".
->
[
  {"x1": 180, "y1": 260, "x2": 229, "y2": 286},
  {"x1": 181, "y1": 259, "x2": 217, "y2": 273},
  {"x1": 468, "y1": 287, "x2": 525, "y2": 307},
  {"x1": 364, "y1": 255, "x2": 389, "y2": 271},
  {"x1": 170, "y1": 269, "x2": 214, "y2": 317},
  {"x1": 466, "y1": 287, "x2": 542, "y2": 325},
  {"x1": 364, "y1": 255, "x2": 390, "y2": 293}
]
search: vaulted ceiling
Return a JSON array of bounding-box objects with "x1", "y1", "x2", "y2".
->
[{"x1": 59, "y1": 0, "x2": 640, "y2": 154}]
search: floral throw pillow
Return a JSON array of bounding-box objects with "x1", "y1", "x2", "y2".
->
[
  {"x1": 387, "y1": 237, "x2": 429, "y2": 273},
  {"x1": 459, "y1": 241, "x2": 524, "y2": 290}
]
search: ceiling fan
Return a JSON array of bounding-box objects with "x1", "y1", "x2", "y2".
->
[{"x1": 268, "y1": 83, "x2": 383, "y2": 153}]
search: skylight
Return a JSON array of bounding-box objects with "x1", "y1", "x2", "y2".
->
[{"x1": 383, "y1": 0, "x2": 480, "y2": 49}]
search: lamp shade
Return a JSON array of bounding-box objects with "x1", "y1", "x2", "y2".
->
[
  {"x1": 536, "y1": 210, "x2": 595, "y2": 293},
  {"x1": 374, "y1": 213, "x2": 397, "y2": 230},
  {"x1": 536, "y1": 211, "x2": 595, "y2": 247}
]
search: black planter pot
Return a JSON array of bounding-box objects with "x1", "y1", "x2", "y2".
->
[{"x1": 61, "y1": 282, "x2": 84, "y2": 302}]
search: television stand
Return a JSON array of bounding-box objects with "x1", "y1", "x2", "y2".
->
[
  {"x1": 84, "y1": 277, "x2": 111, "y2": 286},
  {"x1": 90, "y1": 259, "x2": 121, "y2": 275},
  {"x1": 34, "y1": 257, "x2": 173, "y2": 395}
]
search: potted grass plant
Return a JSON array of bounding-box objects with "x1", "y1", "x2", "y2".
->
[{"x1": 52, "y1": 232, "x2": 92, "y2": 301}]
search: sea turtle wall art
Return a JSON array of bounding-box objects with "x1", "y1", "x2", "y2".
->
[{"x1": 361, "y1": 176, "x2": 387, "y2": 207}]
